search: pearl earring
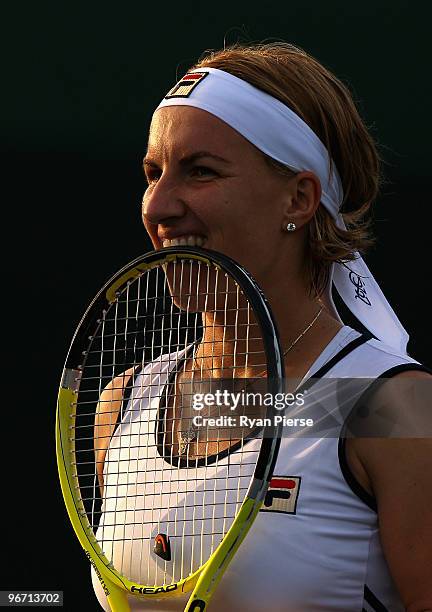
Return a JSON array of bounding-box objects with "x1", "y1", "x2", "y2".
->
[{"x1": 286, "y1": 222, "x2": 296, "y2": 232}]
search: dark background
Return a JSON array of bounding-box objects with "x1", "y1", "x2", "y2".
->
[{"x1": 2, "y1": 1, "x2": 429, "y2": 609}]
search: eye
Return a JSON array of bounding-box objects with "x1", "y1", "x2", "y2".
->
[
  {"x1": 191, "y1": 166, "x2": 218, "y2": 179},
  {"x1": 144, "y1": 165, "x2": 161, "y2": 184}
]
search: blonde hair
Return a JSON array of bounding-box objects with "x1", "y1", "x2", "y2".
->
[{"x1": 192, "y1": 42, "x2": 381, "y2": 296}]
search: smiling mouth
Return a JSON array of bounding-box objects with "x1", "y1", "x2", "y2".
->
[{"x1": 162, "y1": 235, "x2": 207, "y2": 248}]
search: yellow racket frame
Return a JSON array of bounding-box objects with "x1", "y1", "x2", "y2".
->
[
  {"x1": 55, "y1": 248, "x2": 282, "y2": 611},
  {"x1": 56, "y1": 386, "x2": 263, "y2": 610}
]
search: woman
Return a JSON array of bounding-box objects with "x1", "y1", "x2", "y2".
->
[{"x1": 93, "y1": 43, "x2": 431, "y2": 611}]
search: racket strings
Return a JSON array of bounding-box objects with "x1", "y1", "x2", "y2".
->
[{"x1": 72, "y1": 258, "x2": 266, "y2": 587}]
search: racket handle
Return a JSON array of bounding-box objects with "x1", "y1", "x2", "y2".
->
[{"x1": 184, "y1": 498, "x2": 261, "y2": 611}]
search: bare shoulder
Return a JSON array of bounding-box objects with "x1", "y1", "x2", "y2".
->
[
  {"x1": 95, "y1": 367, "x2": 136, "y2": 491},
  {"x1": 97, "y1": 367, "x2": 137, "y2": 407},
  {"x1": 96, "y1": 367, "x2": 137, "y2": 428},
  {"x1": 346, "y1": 368, "x2": 432, "y2": 609},
  {"x1": 346, "y1": 368, "x2": 432, "y2": 491},
  {"x1": 391, "y1": 369, "x2": 432, "y2": 379}
]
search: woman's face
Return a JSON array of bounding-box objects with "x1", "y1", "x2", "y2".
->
[{"x1": 142, "y1": 106, "x2": 293, "y2": 284}]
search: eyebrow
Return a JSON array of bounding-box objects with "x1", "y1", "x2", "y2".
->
[{"x1": 143, "y1": 151, "x2": 232, "y2": 168}]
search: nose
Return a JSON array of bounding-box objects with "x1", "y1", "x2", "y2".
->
[{"x1": 142, "y1": 174, "x2": 187, "y2": 227}]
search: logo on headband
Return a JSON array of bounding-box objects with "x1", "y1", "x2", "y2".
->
[
  {"x1": 345, "y1": 266, "x2": 372, "y2": 306},
  {"x1": 165, "y1": 72, "x2": 208, "y2": 99}
]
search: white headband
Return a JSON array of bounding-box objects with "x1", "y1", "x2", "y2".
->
[{"x1": 156, "y1": 67, "x2": 409, "y2": 353}]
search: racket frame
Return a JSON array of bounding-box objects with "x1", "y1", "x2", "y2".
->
[{"x1": 56, "y1": 247, "x2": 284, "y2": 611}]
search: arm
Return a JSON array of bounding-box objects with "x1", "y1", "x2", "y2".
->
[
  {"x1": 347, "y1": 371, "x2": 432, "y2": 611},
  {"x1": 94, "y1": 367, "x2": 136, "y2": 494}
]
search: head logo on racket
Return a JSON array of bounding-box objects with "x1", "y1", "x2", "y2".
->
[{"x1": 154, "y1": 534, "x2": 171, "y2": 561}]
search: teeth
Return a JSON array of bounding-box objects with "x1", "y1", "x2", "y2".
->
[{"x1": 162, "y1": 235, "x2": 206, "y2": 248}]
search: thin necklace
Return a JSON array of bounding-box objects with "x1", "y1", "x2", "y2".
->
[
  {"x1": 177, "y1": 304, "x2": 324, "y2": 455},
  {"x1": 283, "y1": 305, "x2": 324, "y2": 356},
  {"x1": 237, "y1": 304, "x2": 324, "y2": 381}
]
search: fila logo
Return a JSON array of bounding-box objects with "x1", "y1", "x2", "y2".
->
[
  {"x1": 165, "y1": 72, "x2": 208, "y2": 98},
  {"x1": 261, "y1": 476, "x2": 301, "y2": 515}
]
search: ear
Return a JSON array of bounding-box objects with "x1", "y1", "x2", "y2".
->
[{"x1": 281, "y1": 171, "x2": 321, "y2": 229}]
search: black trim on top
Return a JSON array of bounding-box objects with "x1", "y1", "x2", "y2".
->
[
  {"x1": 339, "y1": 362, "x2": 432, "y2": 513},
  {"x1": 298, "y1": 332, "x2": 372, "y2": 397},
  {"x1": 364, "y1": 584, "x2": 389, "y2": 611},
  {"x1": 256, "y1": 332, "x2": 373, "y2": 516},
  {"x1": 155, "y1": 331, "x2": 373, "y2": 470},
  {"x1": 302, "y1": 331, "x2": 377, "y2": 512},
  {"x1": 305, "y1": 331, "x2": 373, "y2": 386},
  {"x1": 155, "y1": 347, "x2": 261, "y2": 469},
  {"x1": 110, "y1": 365, "x2": 142, "y2": 441},
  {"x1": 375, "y1": 363, "x2": 432, "y2": 378},
  {"x1": 338, "y1": 436, "x2": 377, "y2": 512}
]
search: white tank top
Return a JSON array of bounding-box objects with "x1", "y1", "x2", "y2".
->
[{"x1": 92, "y1": 326, "x2": 421, "y2": 611}]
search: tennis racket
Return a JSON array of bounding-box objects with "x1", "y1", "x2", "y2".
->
[{"x1": 56, "y1": 247, "x2": 284, "y2": 611}]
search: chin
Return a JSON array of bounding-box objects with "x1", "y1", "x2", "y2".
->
[{"x1": 163, "y1": 260, "x2": 239, "y2": 314}]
